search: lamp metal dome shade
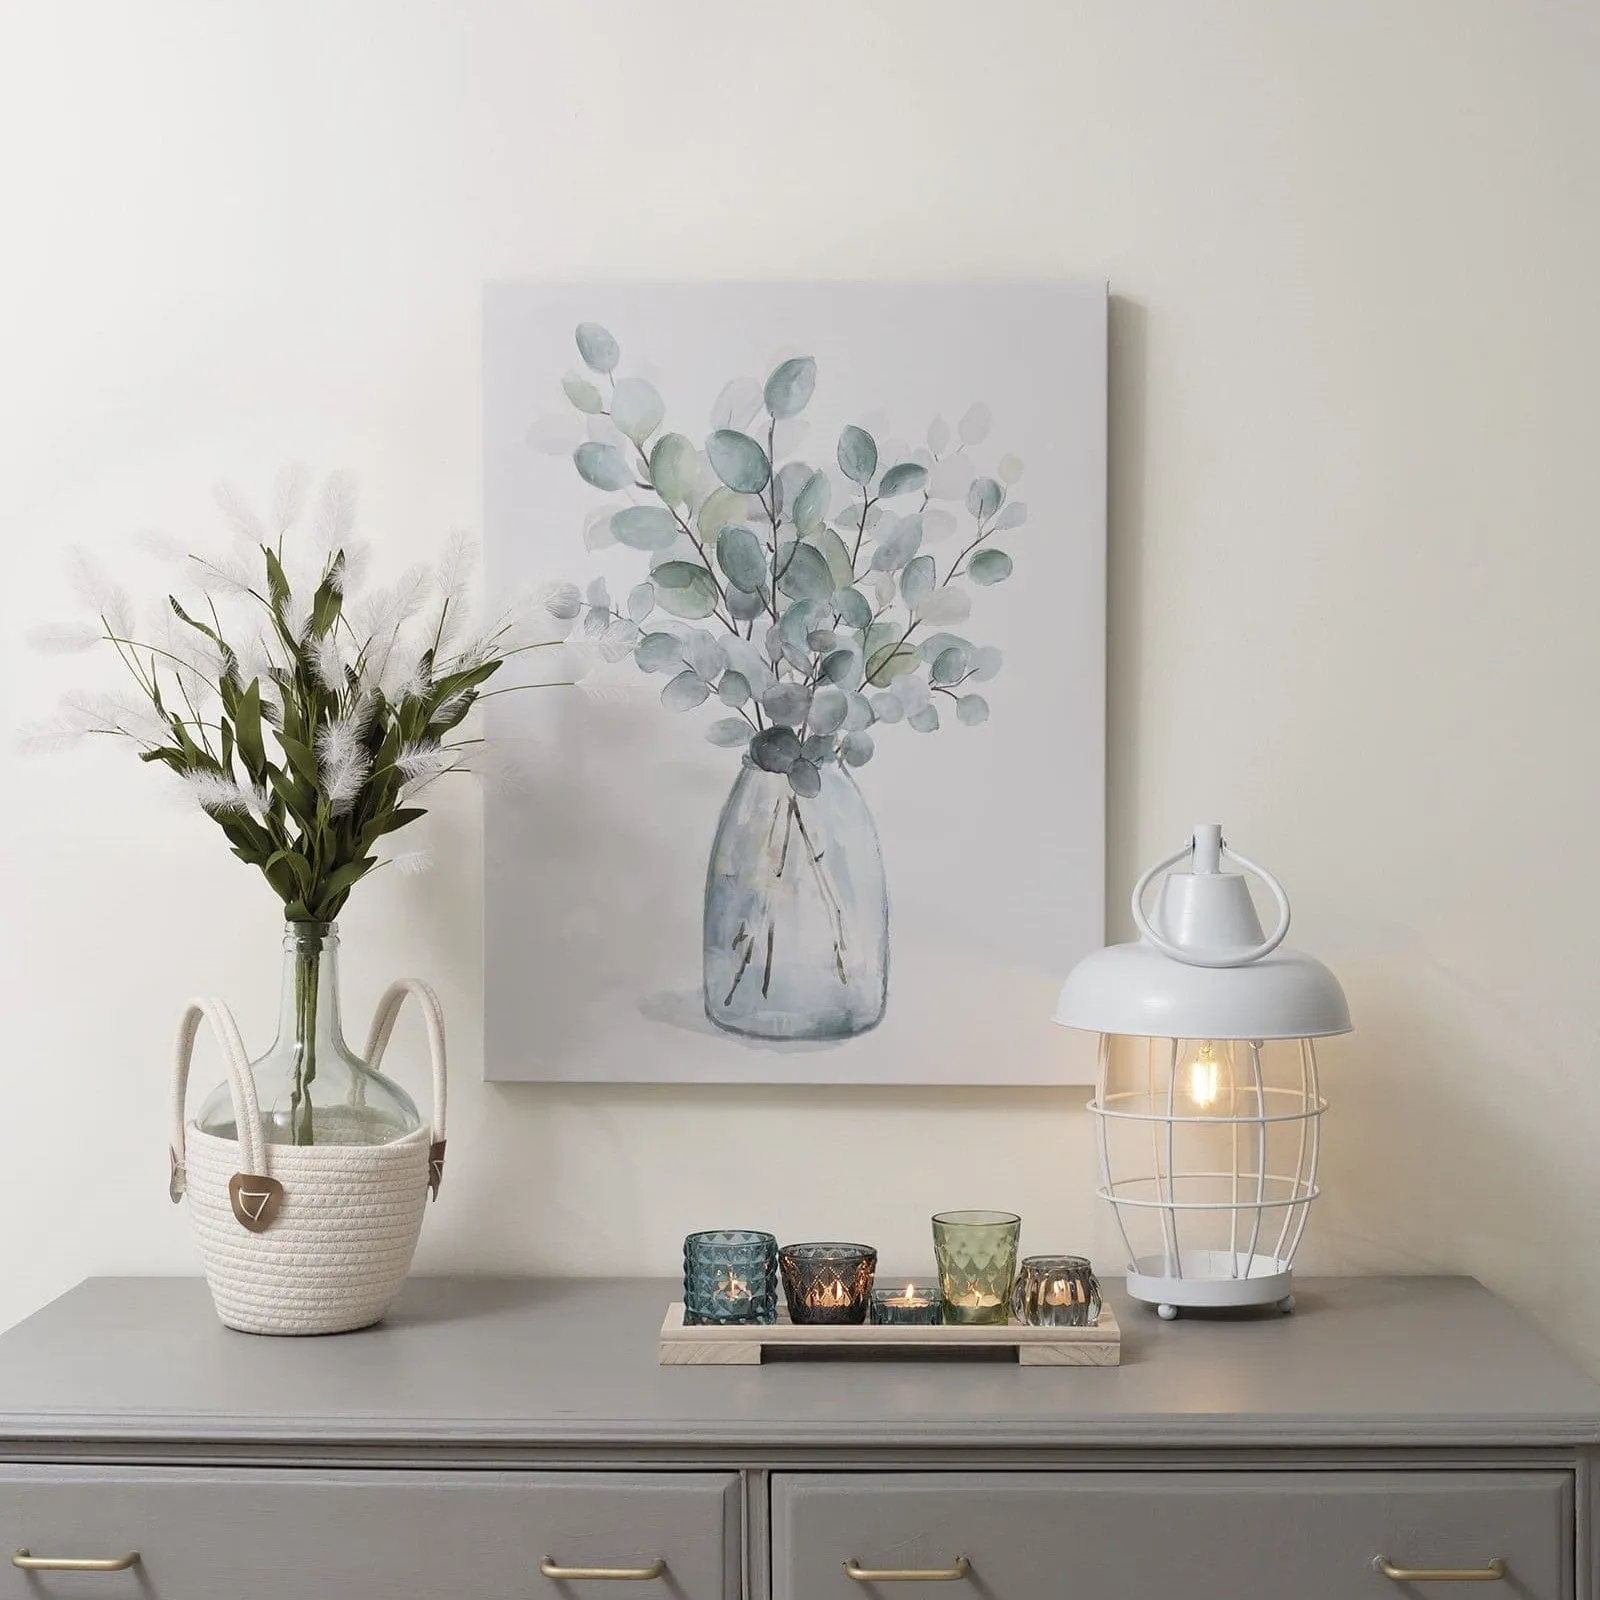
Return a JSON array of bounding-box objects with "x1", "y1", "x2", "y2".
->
[{"x1": 1056, "y1": 825, "x2": 1351, "y2": 1319}]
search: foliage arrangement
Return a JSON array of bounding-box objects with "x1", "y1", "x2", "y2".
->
[
  {"x1": 555, "y1": 321, "x2": 1027, "y2": 796},
  {"x1": 24, "y1": 467, "x2": 571, "y2": 1140}
]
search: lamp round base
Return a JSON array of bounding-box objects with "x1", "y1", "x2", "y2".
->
[{"x1": 1126, "y1": 1252, "x2": 1293, "y2": 1312}]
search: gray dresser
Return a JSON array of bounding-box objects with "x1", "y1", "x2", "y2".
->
[{"x1": 0, "y1": 1276, "x2": 1596, "y2": 1597}]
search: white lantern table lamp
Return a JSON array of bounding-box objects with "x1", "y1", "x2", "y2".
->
[{"x1": 1055, "y1": 824, "x2": 1351, "y2": 1320}]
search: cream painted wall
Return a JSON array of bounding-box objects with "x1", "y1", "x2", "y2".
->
[{"x1": 3, "y1": 2, "x2": 1599, "y2": 1364}]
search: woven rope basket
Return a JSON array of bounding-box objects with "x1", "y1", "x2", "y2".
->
[{"x1": 170, "y1": 981, "x2": 447, "y2": 1337}]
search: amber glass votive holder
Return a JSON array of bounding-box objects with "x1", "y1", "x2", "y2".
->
[
  {"x1": 682, "y1": 1230, "x2": 778, "y2": 1326},
  {"x1": 1011, "y1": 1255, "x2": 1101, "y2": 1328},
  {"x1": 933, "y1": 1209, "x2": 1021, "y2": 1325},
  {"x1": 869, "y1": 1279, "x2": 944, "y2": 1326},
  {"x1": 779, "y1": 1242, "x2": 877, "y2": 1325}
]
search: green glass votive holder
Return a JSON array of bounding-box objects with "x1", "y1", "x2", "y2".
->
[
  {"x1": 682, "y1": 1230, "x2": 778, "y2": 1326},
  {"x1": 933, "y1": 1209, "x2": 1021, "y2": 1325},
  {"x1": 869, "y1": 1279, "x2": 943, "y2": 1326}
]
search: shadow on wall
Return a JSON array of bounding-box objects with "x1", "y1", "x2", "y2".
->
[{"x1": 1105, "y1": 294, "x2": 1148, "y2": 939}]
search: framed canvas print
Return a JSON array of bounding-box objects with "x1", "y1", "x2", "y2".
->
[{"x1": 484, "y1": 281, "x2": 1105, "y2": 1085}]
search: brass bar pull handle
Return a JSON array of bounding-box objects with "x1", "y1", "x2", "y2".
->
[
  {"x1": 12, "y1": 1548, "x2": 142, "y2": 1573},
  {"x1": 844, "y1": 1555, "x2": 971, "y2": 1582},
  {"x1": 1376, "y1": 1555, "x2": 1508, "y2": 1583},
  {"x1": 540, "y1": 1556, "x2": 667, "y2": 1581}
]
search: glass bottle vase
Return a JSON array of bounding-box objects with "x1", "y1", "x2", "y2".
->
[
  {"x1": 197, "y1": 921, "x2": 420, "y2": 1147},
  {"x1": 702, "y1": 759, "x2": 888, "y2": 1041}
]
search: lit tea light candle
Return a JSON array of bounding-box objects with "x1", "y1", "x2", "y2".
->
[
  {"x1": 681, "y1": 1230, "x2": 778, "y2": 1327},
  {"x1": 1012, "y1": 1255, "x2": 1100, "y2": 1328},
  {"x1": 713, "y1": 1271, "x2": 752, "y2": 1313},
  {"x1": 869, "y1": 1280, "x2": 943, "y2": 1327},
  {"x1": 779, "y1": 1243, "x2": 877, "y2": 1325},
  {"x1": 952, "y1": 1288, "x2": 1003, "y2": 1310}
]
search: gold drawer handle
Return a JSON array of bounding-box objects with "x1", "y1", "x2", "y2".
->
[
  {"x1": 1376, "y1": 1555, "x2": 1508, "y2": 1583},
  {"x1": 540, "y1": 1556, "x2": 667, "y2": 1581},
  {"x1": 13, "y1": 1548, "x2": 142, "y2": 1573},
  {"x1": 844, "y1": 1555, "x2": 971, "y2": 1582}
]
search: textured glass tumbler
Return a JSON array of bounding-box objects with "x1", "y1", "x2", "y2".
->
[
  {"x1": 933, "y1": 1210, "x2": 1021, "y2": 1325},
  {"x1": 1011, "y1": 1255, "x2": 1101, "y2": 1328},
  {"x1": 682, "y1": 1230, "x2": 778, "y2": 1326},
  {"x1": 779, "y1": 1242, "x2": 877, "y2": 1325}
]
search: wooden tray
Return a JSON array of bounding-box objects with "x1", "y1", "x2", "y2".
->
[{"x1": 658, "y1": 1302, "x2": 1120, "y2": 1366}]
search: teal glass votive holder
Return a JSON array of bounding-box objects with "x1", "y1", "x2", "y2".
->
[
  {"x1": 933, "y1": 1209, "x2": 1021, "y2": 1325},
  {"x1": 869, "y1": 1279, "x2": 943, "y2": 1326},
  {"x1": 682, "y1": 1230, "x2": 778, "y2": 1326}
]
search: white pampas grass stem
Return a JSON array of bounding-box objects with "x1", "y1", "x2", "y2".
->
[
  {"x1": 133, "y1": 529, "x2": 191, "y2": 562},
  {"x1": 540, "y1": 580, "x2": 583, "y2": 621},
  {"x1": 312, "y1": 632, "x2": 348, "y2": 692},
  {"x1": 64, "y1": 546, "x2": 135, "y2": 639},
  {"x1": 272, "y1": 462, "x2": 308, "y2": 534},
  {"x1": 390, "y1": 850, "x2": 434, "y2": 876},
  {"x1": 316, "y1": 708, "x2": 372, "y2": 814},
  {"x1": 180, "y1": 771, "x2": 270, "y2": 819},
  {"x1": 189, "y1": 551, "x2": 257, "y2": 603},
  {"x1": 212, "y1": 481, "x2": 267, "y2": 546},
  {"x1": 311, "y1": 469, "x2": 358, "y2": 561},
  {"x1": 16, "y1": 717, "x2": 87, "y2": 755},
  {"x1": 27, "y1": 621, "x2": 102, "y2": 654}
]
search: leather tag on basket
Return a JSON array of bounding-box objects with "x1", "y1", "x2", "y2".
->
[
  {"x1": 228, "y1": 1173, "x2": 285, "y2": 1233},
  {"x1": 428, "y1": 1140, "x2": 447, "y2": 1200}
]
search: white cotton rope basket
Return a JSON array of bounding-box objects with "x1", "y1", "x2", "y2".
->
[{"x1": 170, "y1": 981, "x2": 448, "y2": 1337}]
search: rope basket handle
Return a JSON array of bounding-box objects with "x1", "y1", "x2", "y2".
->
[
  {"x1": 362, "y1": 979, "x2": 450, "y2": 1200},
  {"x1": 169, "y1": 981, "x2": 450, "y2": 1230},
  {"x1": 170, "y1": 998, "x2": 280, "y2": 1231}
]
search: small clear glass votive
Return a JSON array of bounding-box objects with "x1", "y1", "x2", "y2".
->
[
  {"x1": 1011, "y1": 1255, "x2": 1101, "y2": 1328},
  {"x1": 933, "y1": 1210, "x2": 1022, "y2": 1326},
  {"x1": 779, "y1": 1242, "x2": 877, "y2": 1325},
  {"x1": 869, "y1": 1279, "x2": 943, "y2": 1326},
  {"x1": 682, "y1": 1230, "x2": 778, "y2": 1326}
]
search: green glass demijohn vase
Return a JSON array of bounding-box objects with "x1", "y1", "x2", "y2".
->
[{"x1": 197, "y1": 921, "x2": 420, "y2": 1147}]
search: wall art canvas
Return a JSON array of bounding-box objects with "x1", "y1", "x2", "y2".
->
[{"x1": 484, "y1": 282, "x2": 1105, "y2": 1084}]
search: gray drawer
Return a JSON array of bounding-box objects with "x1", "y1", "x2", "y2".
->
[
  {"x1": 772, "y1": 1471, "x2": 1571, "y2": 1599},
  {"x1": 2, "y1": 1468, "x2": 739, "y2": 1599}
]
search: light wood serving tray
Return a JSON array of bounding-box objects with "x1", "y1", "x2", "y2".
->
[{"x1": 659, "y1": 1302, "x2": 1120, "y2": 1366}]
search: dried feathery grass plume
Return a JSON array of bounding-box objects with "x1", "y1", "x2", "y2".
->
[
  {"x1": 211, "y1": 481, "x2": 266, "y2": 547},
  {"x1": 310, "y1": 469, "x2": 358, "y2": 564},
  {"x1": 271, "y1": 462, "x2": 308, "y2": 535},
  {"x1": 65, "y1": 546, "x2": 134, "y2": 640},
  {"x1": 26, "y1": 621, "x2": 102, "y2": 654},
  {"x1": 180, "y1": 771, "x2": 270, "y2": 820}
]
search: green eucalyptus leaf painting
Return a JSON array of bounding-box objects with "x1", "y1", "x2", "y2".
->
[{"x1": 484, "y1": 283, "x2": 1107, "y2": 1086}]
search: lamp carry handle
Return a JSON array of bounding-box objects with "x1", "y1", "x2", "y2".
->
[{"x1": 1131, "y1": 834, "x2": 1292, "y2": 968}]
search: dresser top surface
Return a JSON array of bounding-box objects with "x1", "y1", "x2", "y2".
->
[{"x1": 0, "y1": 1275, "x2": 1597, "y2": 1451}]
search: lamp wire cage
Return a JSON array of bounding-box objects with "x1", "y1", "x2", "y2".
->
[{"x1": 1091, "y1": 1032, "x2": 1326, "y2": 1317}]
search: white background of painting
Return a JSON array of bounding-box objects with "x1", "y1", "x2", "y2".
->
[
  {"x1": 7, "y1": 3, "x2": 1600, "y2": 1377},
  {"x1": 483, "y1": 283, "x2": 1105, "y2": 1084}
]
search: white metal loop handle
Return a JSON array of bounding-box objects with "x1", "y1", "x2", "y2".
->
[{"x1": 1131, "y1": 835, "x2": 1292, "y2": 968}]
